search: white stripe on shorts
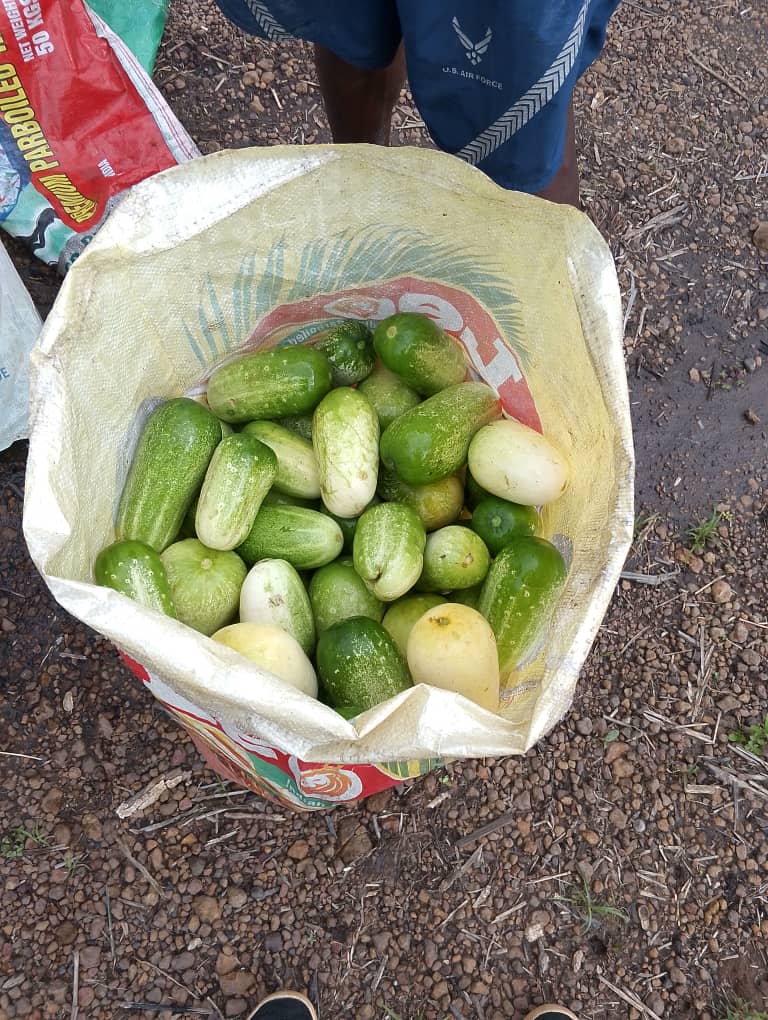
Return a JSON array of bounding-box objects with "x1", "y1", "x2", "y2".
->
[
  {"x1": 244, "y1": 0, "x2": 292, "y2": 40},
  {"x1": 457, "y1": 0, "x2": 590, "y2": 166}
]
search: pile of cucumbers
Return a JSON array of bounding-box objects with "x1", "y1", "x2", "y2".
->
[{"x1": 95, "y1": 312, "x2": 570, "y2": 716}]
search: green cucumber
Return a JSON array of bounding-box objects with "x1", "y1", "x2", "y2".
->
[
  {"x1": 94, "y1": 540, "x2": 176, "y2": 616},
  {"x1": 261, "y1": 487, "x2": 319, "y2": 510},
  {"x1": 242, "y1": 420, "x2": 321, "y2": 499},
  {"x1": 471, "y1": 496, "x2": 539, "y2": 555},
  {"x1": 377, "y1": 466, "x2": 463, "y2": 531},
  {"x1": 276, "y1": 414, "x2": 313, "y2": 441},
  {"x1": 314, "y1": 320, "x2": 375, "y2": 385},
  {"x1": 357, "y1": 360, "x2": 421, "y2": 429},
  {"x1": 308, "y1": 557, "x2": 384, "y2": 633},
  {"x1": 195, "y1": 433, "x2": 277, "y2": 551},
  {"x1": 352, "y1": 502, "x2": 426, "y2": 601},
  {"x1": 379, "y1": 382, "x2": 501, "y2": 486},
  {"x1": 207, "y1": 346, "x2": 333, "y2": 423},
  {"x1": 161, "y1": 539, "x2": 246, "y2": 635},
  {"x1": 237, "y1": 505, "x2": 343, "y2": 569},
  {"x1": 313, "y1": 387, "x2": 379, "y2": 518},
  {"x1": 177, "y1": 497, "x2": 199, "y2": 541},
  {"x1": 465, "y1": 469, "x2": 492, "y2": 510},
  {"x1": 239, "y1": 558, "x2": 315, "y2": 654},
  {"x1": 381, "y1": 594, "x2": 444, "y2": 658},
  {"x1": 316, "y1": 617, "x2": 412, "y2": 711},
  {"x1": 478, "y1": 536, "x2": 568, "y2": 673},
  {"x1": 450, "y1": 583, "x2": 482, "y2": 610},
  {"x1": 116, "y1": 398, "x2": 222, "y2": 552},
  {"x1": 336, "y1": 705, "x2": 364, "y2": 720},
  {"x1": 373, "y1": 312, "x2": 467, "y2": 395},
  {"x1": 418, "y1": 525, "x2": 491, "y2": 592},
  {"x1": 327, "y1": 511, "x2": 358, "y2": 553},
  {"x1": 323, "y1": 497, "x2": 379, "y2": 552}
]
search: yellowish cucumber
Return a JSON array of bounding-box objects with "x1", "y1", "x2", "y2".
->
[
  {"x1": 239, "y1": 558, "x2": 315, "y2": 654},
  {"x1": 212, "y1": 622, "x2": 318, "y2": 697},
  {"x1": 115, "y1": 397, "x2": 222, "y2": 552},
  {"x1": 242, "y1": 420, "x2": 321, "y2": 499},
  {"x1": 468, "y1": 419, "x2": 570, "y2": 507},
  {"x1": 195, "y1": 433, "x2": 278, "y2": 551},
  {"x1": 313, "y1": 387, "x2": 379, "y2": 518},
  {"x1": 406, "y1": 603, "x2": 500, "y2": 712},
  {"x1": 377, "y1": 467, "x2": 463, "y2": 531},
  {"x1": 237, "y1": 505, "x2": 343, "y2": 569},
  {"x1": 207, "y1": 346, "x2": 333, "y2": 423},
  {"x1": 381, "y1": 593, "x2": 443, "y2": 657}
]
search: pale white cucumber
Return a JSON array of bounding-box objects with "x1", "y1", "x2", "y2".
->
[
  {"x1": 468, "y1": 419, "x2": 570, "y2": 507},
  {"x1": 239, "y1": 558, "x2": 316, "y2": 654}
]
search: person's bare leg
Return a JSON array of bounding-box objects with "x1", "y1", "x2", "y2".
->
[
  {"x1": 313, "y1": 43, "x2": 406, "y2": 145},
  {"x1": 535, "y1": 101, "x2": 580, "y2": 208}
]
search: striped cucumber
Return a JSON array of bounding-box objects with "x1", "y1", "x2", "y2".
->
[
  {"x1": 275, "y1": 413, "x2": 313, "y2": 441},
  {"x1": 262, "y1": 488, "x2": 319, "y2": 510},
  {"x1": 94, "y1": 540, "x2": 176, "y2": 617},
  {"x1": 207, "y1": 346, "x2": 333, "y2": 423},
  {"x1": 379, "y1": 382, "x2": 501, "y2": 486},
  {"x1": 195, "y1": 433, "x2": 278, "y2": 551},
  {"x1": 313, "y1": 387, "x2": 379, "y2": 518},
  {"x1": 353, "y1": 502, "x2": 426, "y2": 601},
  {"x1": 161, "y1": 538, "x2": 246, "y2": 635},
  {"x1": 115, "y1": 398, "x2": 221, "y2": 552},
  {"x1": 237, "y1": 505, "x2": 343, "y2": 569},
  {"x1": 242, "y1": 420, "x2": 321, "y2": 499},
  {"x1": 316, "y1": 617, "x2": 412, "y2": 711}
]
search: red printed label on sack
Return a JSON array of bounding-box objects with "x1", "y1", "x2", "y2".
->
[
  {"x1": 117, "y1": 651, "x2": 441, "y2": 811},
  {"x1": 0, "y1": 1, "x2": 175, "y2": 230},
  {"x1": 246, "y1": 277, "x2": 541, "y2": 432}
]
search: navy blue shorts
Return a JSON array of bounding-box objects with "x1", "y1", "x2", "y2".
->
[{"x1": 215, "y1": 0, "x2": 620, "y2": 192}]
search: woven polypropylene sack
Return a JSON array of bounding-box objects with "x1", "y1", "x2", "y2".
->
[
  {"x1": 24, "y1": 146, "x2": 634, "y2": 810},
  {"x1": 1, "y1": 241, "x2": 41, "y2": 450}
]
